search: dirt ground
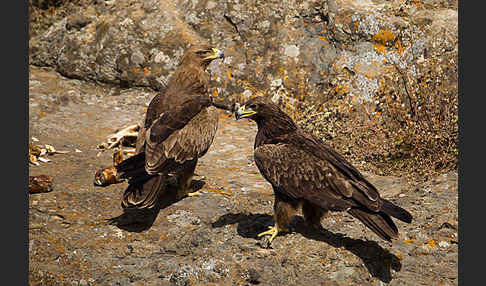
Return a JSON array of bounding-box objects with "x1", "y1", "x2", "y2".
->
[{"x1": 28, "y1": 65, "x2": 458, "y2": 285}]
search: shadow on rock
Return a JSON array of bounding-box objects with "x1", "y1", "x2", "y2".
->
[
  {"x1": 211, "y1": 212, "x2": 274, "y2": 239},
  {"x1": 107, "y1": 179, "x2": 206, "y2": 232},
  {"x1": 107, "y1": 208, "x2": 160, "y2": 232},
  {"x1": 292, "y1": 217, "x2": 401, "y2": 283},
  {"x1": 212, "y1": 213, "x2": 401, "y2": 283}
]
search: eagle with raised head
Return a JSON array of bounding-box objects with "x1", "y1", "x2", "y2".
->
[
  {"x1": 235, "y1": 96, "x2": 412, "y2": 243},
  {"x1": 115, "y1": 45, "x2": 224, "y2": 216}
]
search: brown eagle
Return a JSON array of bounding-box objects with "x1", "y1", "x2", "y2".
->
[
  {"x1": 235, "y1": 97, "x2": 412, "y2": 243},
  {"x1": 114, "y1": 45, "x2": 224, "y2": 216}
]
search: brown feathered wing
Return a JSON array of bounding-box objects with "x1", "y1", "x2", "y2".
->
[
  {"x1": 254, "y1": 142, "x2": 373, "y2": 212},
  {"x1": 144, "y1": 96, "x2": 218, "y2": 173}
]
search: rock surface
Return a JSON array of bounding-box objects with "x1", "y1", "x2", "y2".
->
[
  {"x1": 29, "y1": 0, "x2": 457, "y2": 106},
  {"x1": 28, "y1": 0, "x2": 458, "y2": 283},
  {"x1": 29, "y1": 66, "x2": 457, "y2": 285}
]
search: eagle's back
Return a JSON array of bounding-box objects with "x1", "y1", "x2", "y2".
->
[{"x1": 159, "y1": 105, "x2": 219, "y2": 163}]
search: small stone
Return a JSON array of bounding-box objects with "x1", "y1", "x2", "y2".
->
[
  {"x1": 257, "y1": 236, "x2": 272, "y2": 249},
  {"x1": 246, "y1": 268, "x2": 261, "y2": 284},
  {"x1": 131, "y1": 50, "x2": 145, "y2": 66},
  {"x1": 206, "y1": 1, "x2": 217, "y2": 9},
  {"x1": 284, "y1": 44, "x2": 300, "y2": 58},
  {"x1": 29, "y1": 175, "x2": 53, "y2": 194}
]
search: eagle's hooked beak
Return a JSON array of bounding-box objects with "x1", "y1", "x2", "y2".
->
[
  {"x1": 204, "y1": 48, "x2": 225, "y2": 60},
  {"x1": 235, "y1": 104, "x2": 256, "y2": 120}
]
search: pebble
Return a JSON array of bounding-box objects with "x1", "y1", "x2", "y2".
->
[{"x1": 438, "y1": 241, "x2": 449, "y2": 248}]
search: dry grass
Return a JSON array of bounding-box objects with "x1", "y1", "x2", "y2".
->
[{"x1": 293, "y1": 53, "x2": 458, "y2": 184}]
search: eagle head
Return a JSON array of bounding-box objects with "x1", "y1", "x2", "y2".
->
[
  {"x1": 235, "y1": 96, "x2": 298, "y2": 141},
  {"x1": 235, "y1": 96, "x2": 279, "y2": 120},
  {"x1": 185, "y1": 45, "x2": 225, "y2": 67}
]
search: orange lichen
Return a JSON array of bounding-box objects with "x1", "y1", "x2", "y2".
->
[
  {"x1": 373, "y1": 29, "x2": 396, "y2": 44},
  {"x1": 411, "y1": 1, "x2": 425, "y2": 7},
  {"x1": 206, "y1": 187, "x2": 232, "y2": 196},
  {"x1": 403, "y1": 238, "x2": 415, "y2": 244},
  {"x1": 373, "y1": 43, "x2": 386, "y2": 54},
  {"x1": 427, "y1": 239, "x2": 435, "y2": 248},
  {"x1": 372, "y1": 29, "x2": 396, "y2": 54},
  {"x1": 335, "y1": 84, "x2": 349, "y2": 95},
  {"x1": 212, "y1": 90, "x2": 218, "y2": 97},
  {"x1": 227, "y1": 71, "x2": 232, "y2": 80},
  {"x1": 143, "y1": 67, "x2": 150, "y2": 74},
  {"x1": 219, "y1": 113, "x2": 232, "y2": 119},
  {"x1": 319, "y1": 35, "x2": 327, "y2": 44}
]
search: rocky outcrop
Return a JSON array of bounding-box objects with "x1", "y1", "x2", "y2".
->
[{"x1": 29, "y1": 0, "x2": 457, "y2": 105}]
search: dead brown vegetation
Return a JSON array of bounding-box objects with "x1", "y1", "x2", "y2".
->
[{"x1": 294, "y1": 53, "x2": 458, "y2": 184}]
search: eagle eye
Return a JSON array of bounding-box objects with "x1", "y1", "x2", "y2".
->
[{"x1": 249, "y1": 104, "x2": 257, "y2": 109}]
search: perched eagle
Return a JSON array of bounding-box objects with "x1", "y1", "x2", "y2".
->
[
  {"x1": 235, "y1": 97, "x2": 412, "y2": 243},
  {"x1": 115, "y1": 45, "x2": 224, "y2": 215}
]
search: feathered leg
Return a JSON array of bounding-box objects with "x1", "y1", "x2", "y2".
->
[
  {"x1": 176, "y1": 159, "x2": 199, "y2": 198},
  {"x1": 302, "y1": 201, "x2": 328, "y2": 229},
  {"x1": 258, "y1": 192, "x2": 297, "y2": 243}
]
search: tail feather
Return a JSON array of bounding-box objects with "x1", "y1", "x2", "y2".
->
[
  {"x1": 122, "y1": 175, "x2": 166, "y2": 210},
  {"x1": 348, "y1": 208, "x2": 398, "y2": 242},
  {"x1": 381, "y1": 199, "x2": 413, "y2": 223}
]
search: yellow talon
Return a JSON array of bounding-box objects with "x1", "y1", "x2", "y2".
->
[
  {"x1": 187, "y1": 191, "x2": 201, "y2": 197},
  {"x1": 257, "y1": 225, "x2": 288, "y2": 243}
]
